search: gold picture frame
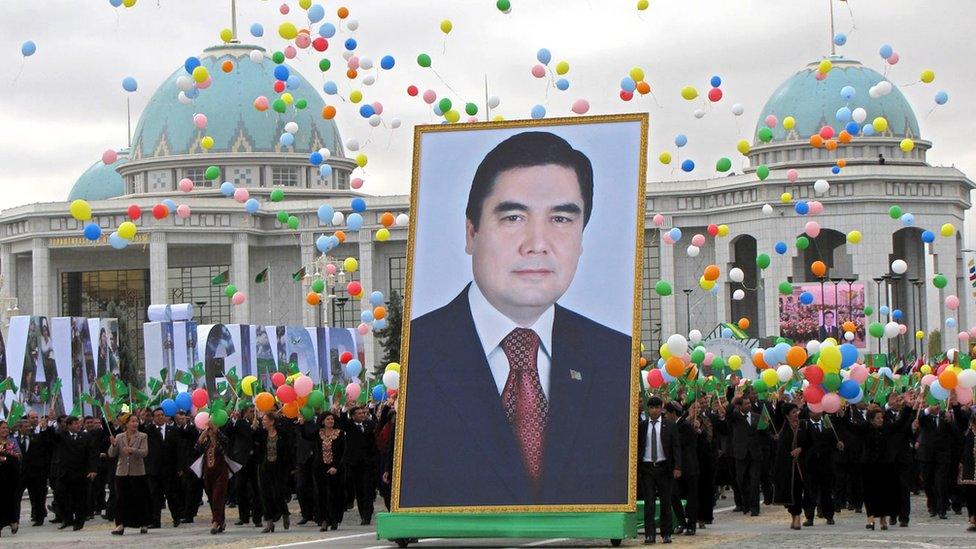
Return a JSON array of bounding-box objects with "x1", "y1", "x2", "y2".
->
[{"x1": 392, "y1": 113, "x2": 649, "y2": 513}]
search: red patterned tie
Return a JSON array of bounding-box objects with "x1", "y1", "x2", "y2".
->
[{"x1": 500, "y1": 328, "x2": 549, "y2": 488}]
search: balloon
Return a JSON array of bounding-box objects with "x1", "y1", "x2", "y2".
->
[
  {"x1": 756, "y1": 254, "x2": 770, "y2": 270},
  {"x1": 761, "y1": 368, "x2": 778, "y2": 387},
  {"x1": 191, "y1": 388, "x2": 209, "y2": 408},
  {"x1": 716, "y1": 157, "x2": 732, "y2": 172},
  {"x1": 920, "y1": 70, "x2": 935, "y2": 84},
  {"x1": 294, "y1": 375, "x2": 314, "y2": 398},
  {"x1": 83, "y1": 223, "x2": 102, "y2": 241},
  {"x1": 571, "y1": 99, "x2": 590, "y2": 115},
  {"x1": 805, "y1": 221, "x2": 821, "y2": 238},
  {"x1": 820, "y1": 393, "x2": 841, "y2": 414},
  {"x1": 814, "y1": 179, "x2": 829, "y2": 194},
  {"x1": 681, "y1": 159, "x2": 695, "y2": 173},
  {"x1": 255, "y1": 392, "x2": 275, "y2": 412},
  {"x1": 933, "y1": 274, "x2": 948, "y2": 288},
  {"x1": 891, "y1": 259, "x2": 908, "y2": 274},
  {"x1": 21, "y1": 40, "x2": 37, "y2": 57},
  {"x1": 276, "y1": 384, "x2": 297, "y2": 404},
  {"x1": 654, "y1": 280, "x2": 673, "y2": 296},
  {"x1": 194, "y1": 412, "x2": 211, "y2": 430},
  {"x1": 680, "y1": 86, "x2": 698, "y2": 100},
  {"x1": 941, "y1": 223, "x2": 956, "y2": 237},
  {"x1": 70, "y1": 199, "x2": 92, "y2": 221},
  {"x1": 935, "y1": 91, "x2": 949, "y2": 105}
]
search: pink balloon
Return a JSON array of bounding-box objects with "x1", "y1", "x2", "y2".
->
[
  {"x1": 294, "y1": 375, "x2": 314, "y2": 398},
  {"x1": 102, "y1": 149, "x2": 118, "y2": 165},
  {"x1": 808, "y1": 201, "x2": 824, "y2": 215},
  {"x1": 231, "y1": 291, "x2": 246, "y2": 305},
  {"x1": 887, "y1": 52, "x2": 900, "y2": 65},
  {"x1": 691, "y1": 234, "x2": 706, "y2": 247},
  {"x1": 946, "y1": 295, "x2": 960, "y2": 310},
  {"x1": 653, "y1": 213, "x2": 665, "y2": 227},
  {"x1": 345, "y1": 382, "x2": 362, "y2": 401},
  {"x1": 786, "y1": 168, "x2": 798, "y2": 183},
  {"x1": 849, "y1": 365, "x2": 868, "y2": 384},
  {"x1": 357, "y1": 322, "x2": 370, "y2": 335},
  {"x1": 531, "y1": 64, "x2": 546, "y2": 78},
  {"x1": 347, "y1": 56, "x2": 360, "y2": 70},
  {"x1": 295, "y1": 33, "x2": 311, "y2": 49},
  {"x1": 960, "y1": 331, "x2": 971, "y2": 341},
  {"x1": 422, "y1": 89, "x2": 437, "y2": 104},
  {"x1": 936, "y1": 363, "x2": 948, "y2": 375},
  {"x1": 233, "y1": 187, "x2": 250, "y2": 203},
  {"x1": 197, "y1": 77, "x2": 212, "y2": 90},
  {"x1": 571, "y1": 99, "x2": 590, "y2": 115},
  {"x1": 371, "y1": 102, "x2": 383, "y2": 115},
  {"x1": 350, "y1": 178, "x2": 364, "y2": 189},
  {"x1": 467, "y1": 116, "x2": 479, "y2": 123},
  {"x1": 956, "y1": 387, "x2": 974, "y2": 405},
  {"x1": 284, "y1": 45, "x2": 297, "y2": 59},
  {"x1": 764, "y1": 115, "x2": 778, "y2": 128},
  {"x1": 805, "y1": 221, "x2": 821, "y2": 238},
  {"x1": 279, "y1": 3, "x2": 289, "y2": 14},
  {"x1": 193, "y1": 113, "x2": 208, "y2": 129},
  {"x1": 176, "y1": 204, "x2": 191, "y2": 218},
  {"x1": 191, "y1": 388, "x2": 209, "y2": 408},
  {"x1": 815, "y1": 71, "x2": 827, "y2": 81},
  {"x1": 254, "y1": 96, "x2": 269, "y2": 110},
  {"x1": 325, "y1": 263, "x2": 337, "y2": 275},
  {"x1": 194, "y1": 411, "x2": 211, "y2": 430},
  {"x1": 921, "y1": 374, "x2": 936, "y2": 386},
  {"x1": 662, "y1": 233, "x2": 674, "y2": 245},
  {"x1": 820, "y1": 392, "x2": 841, "y2": 413},
  {"x1": 703, "y1": 352, "x2": 715, "y2": 366},
  {"x1": 807, "y1": 400, "x2": 824, "y2": 413},
  {"x1": 969, "y1": 327, "x2": 976, "y2": 339},
  {"x1": 178, "y1": 178, "x2": 194, "y2": 192}
]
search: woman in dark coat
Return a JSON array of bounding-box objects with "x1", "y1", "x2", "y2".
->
[
  {"x1": 0, "y1": 420, "x2": 22, "y2": 537},
  {"x1": 771, "y1": 402, "x2": 806, "y2": 530},
  {"x1": 254, "y1": 411, "x2": 295, "y2": 533},
  {"x1": 301, "y1": 411, "x2": 345, "y2": 531},
  {"x1": 694, "y1": 399, "x2": 717, "y2": 528},
  {"x1": 195, "y1": 421, "x2": 231, "y2": 535},
  {"x1": 956, "y1": 408, "x2": 976, "y2": 532},
  {"x1": 850, "y1": 405, "x2": 911, "y2": 530}
]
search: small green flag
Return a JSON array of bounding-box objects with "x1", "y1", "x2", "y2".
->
[
  {"x1": 217, "y1": 381, "x2": 228, "y2": 394},
  {"x1": 7, "y1": 400, "x2": 26, "y2": 425},
  {"x1": 255, "y1": 268, "x2": 269, "y2": 284},
  {"x1": 175, "y1": 370, "x2": 194, "y2": 386},
  {"x1": 0, "y1": 377, "x2": 17, "y2": 393},
  {"x1": 38, "y1": 386, "x2": 50, "y2": 403},
  {"x1": 225, "y1": 367, "x2": 239, "y2": 388},
  {"x1": 69, "y1": 401, "x2": 82, "y2": 418},
  {"x1": 822, "y1": 413, "x2": 834, "y2": 432},
  {"x1": 292, "y1": 266, "x2": 306, "y2": 282},
  {"x1": 50, "y1": 378, "x2": 62, "y2": 399},
  {"x1": 211, "y1": 269, "x2": 230, "y2": 286},
  {"x1": 190, "y1": 362, "x2": 205, "y2": 379},
  {"x1": 148, "y1": 377, "x2": 163, "y2": 395},
  {"x1": 757, "y1": 405, "x2": 773, "y2": 431},
  {"x1": 287, "y1": 361, "x2": 299, "y2": 375},
  {"x1": 159, "y1": 368, "x2": 169, "y2": 384}
]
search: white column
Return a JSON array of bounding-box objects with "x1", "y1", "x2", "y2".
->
[
  {"x1": 931, "y1": 238, "x2": 958, "y2": 335},
  {"x1": 0, "y1": 244, "x2": 15, "y2": 298},
  {"x1": 358, "y1": 239, "x2": 376, "y2": 373},
  {"x1": 300, "y1": 232, "x2": 316, "y2": 328},
  {"x1": 149, "y1": 232, "x2": 169, "y2": 304},
  {"x1": 31, "y1": 238, "x2": 51, "y2": 316},
  {"x1": 658, "y1": 229, "x2": 677, "y2": 337},
  {"x1": 231, "y1": 233, "x2": 250, "y2": 324}
]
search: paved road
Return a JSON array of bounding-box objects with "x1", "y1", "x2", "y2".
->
[{"x1": 2, "y1": 494, "x2": 973, "y2": 548}]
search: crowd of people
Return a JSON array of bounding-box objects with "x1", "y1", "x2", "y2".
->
[
  {"x1": 0, "y1": 397, "x2": 397, "y2": 537},
  {"x1": 639, "y1": 379, "x2": 976, "y2": 543}
]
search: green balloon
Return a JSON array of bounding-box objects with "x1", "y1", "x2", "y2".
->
[
  {"x1": 287, "y1": 215, "x2": 300, "y2": 230},
  {"x1": 312, "y1": 279, "x2": 325, "y2": 293},
  {"x1": 654, "y1": 280, "x2": 673, "y2": 296},
  {"x1": 438, "y1": 98, "x2": 452, "y2": 113},
  {"x1": 756, "y1": 164, "x2": 770, "y2": 180},
  {"x1": 888, "y1": 205, "x2": 902, "y2": 219},
  {"x1": 933, "y1": 273, "x2": 948, "y2": 288},
  {"x1": 795, "y1": 236, "x2": 810, "y2": 250},
  {"x1": 753, "y1": 379, "x2": 768, "y2": 393},
  {"x1": 211, "y1": 399, "x2": 226, "y2": 411},
  {"x1": 295, "y1": 99, "x2": 307, "y2": 110},
  {"x1": 868, "y1": 321, "x2": 884, "y2": 338},
  {"x1": 691, "y1": 348, "x2": 705, "y2": 364},
  {"x1": 224, "y1": 284, "x2": 237, "y2": 298},
  {"x1": 756, "y1": 253, "x2": 771, "y2": 270},
  {"x1": 711, "y1": 357, "x2": 726, "y2": 371},
  {"x1": 307, "y1": 389, "x2": 326, "y2": 409},
  {"x1": 465, "y1": 102, "x2": 479, "y2": 116},
  {"x1": 272, "y1": 99, "x2": 287, "y2": 113},
  {"x1": 272, "y1": 51, "x2": 285, "y2": 64},
  {"x1": 778, "y1": 281, "x2": 793, "y2": 295},
  {"x1": 300, "y1": 405, "x2": 315, "y2": 421},
  {"x1": 276, "y1": 211, "x2": 289, "y2": 223},
  {"x1": 211, "y1": 409, "x2": 229, "y2": 428},
  {"x1": 863, "y1": 306, "x2": 874, "y2": 316},
  {"x1": 715, "y1": 157, "x2": 732, "y2": 172},
  {"x1": 823, "y1": 372, "x2": 841, "y2": 392},
  {"x1": 270, "y1": 189, "x2": 285, "y2": 202},
  {"x1": 497, "y1": 0, "x2": 511, "y2": 11},
  {"x1": 417, "y1": 53, "x2": 432, "y2": 68},
  {"x1": 204, "y1": 166, "x2": 220, "y2": 180},
  {"x1": 757, "y1": 127, "x2": 773, "y2": 142},
  {"x1": 318, "y1": 58, "x2": 331, "y2": 71}
]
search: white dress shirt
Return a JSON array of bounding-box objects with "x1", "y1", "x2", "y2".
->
[
  {"x1": 468, "y1": 281, "x2": 554, "y2": 399},
  {"x1": 643, "y1": 418, "x2": 665, "y2": 463}
]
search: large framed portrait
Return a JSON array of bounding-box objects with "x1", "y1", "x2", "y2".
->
[{"x1": 393, "y1": 114, "x2": 648, "y2": 512}]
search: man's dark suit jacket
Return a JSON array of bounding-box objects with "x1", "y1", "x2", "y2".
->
[
  {"x1": 399, "y1": 286, "x2": 632, "y2": 508},
  {"x1": 142, "y1": 422, "x2": 180, "y2": 477},
  {"x1": 917, "y1": 410, "x2": 954, "y2": 464},
  {"x1": 638, "y1": 417, "x2": 681, "y2": 472},
  {"x1": 340, "y1": 416, "x2": 377, "y2": 468},
  {"x1": 18, "y1": 430, "x2": 52, "y2": 480},
  {"x1": 45, "y1": 428, "x2": 98, "y2": 479},
  {"x1": 724, "y1": 406, "x2": 764, "y2": 462}
]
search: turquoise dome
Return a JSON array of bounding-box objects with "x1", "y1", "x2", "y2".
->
[
  {"x1": 68, "y1": 150, "x2": 128, "y2": 200},
  {"x1": 755, "y1": 57, "x2": 920, "y2": 143},
  {"x1": 130, "y1": 44, "x2": 341, "y2": 160}
]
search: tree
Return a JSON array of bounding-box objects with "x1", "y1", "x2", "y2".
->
[
  {"x1": 374, "y1": 291, "x2": 403, "y2": 375},
  {"x1": 928, "y1": 329, "x2": 942, "y2": 359}
]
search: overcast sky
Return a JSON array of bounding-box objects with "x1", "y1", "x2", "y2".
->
[{"x1": 1, "y1": 0, "x2": 974, "y2": 217}]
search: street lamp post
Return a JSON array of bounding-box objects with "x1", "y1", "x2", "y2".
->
[
  {"x1": 830, "y1": 277, "x2": 842, "y2": 339},
  {"x1": 882, "y1": 274, "x2": 893, "y2": 362},
  {"x1": 683, "y1": 289, "x2": 693, "y2": 335},
  {"x1": 873, "y1": 277, "x2": 884, "y2": 355},
  {"x1": 910, "y1": 278, "x2": 923, "y2": 360}
]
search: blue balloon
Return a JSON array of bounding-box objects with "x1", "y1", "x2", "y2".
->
[
  {"x1": 370, "y1": 291, "x2": 385, "y2": 306},
  {"x1": 175, "y1": 392, "x2": 192, "y2": 411},
  {"x1": 315, "y1": 235, "x2": 330, "y2": 253},
  {"x1": 536, "y1": 48, "x2": 551, "y2": 65},
  {"x1": 838, "y1": 379, "x2": 859, "y2": 399},
  {"x1": 831, "y1": 166, "x2": 841, "y2": 174},
  {"x1": 901, "y1": 213, "x2": 914, "y2": 226},
  {"x1": 371, "y1": 385, "x2": 386, "y2": 401},
  {"x1": 83, "y1": 223, "x2": 102, "y2": 241},
  {"x1": 674, "y1": 134, "x2": 688, "y2": 147},
  {"x1": 307, "y1": 4, "x2": 325, "y2": 23},
  {"x1": 845, "y1": 121, "x2": 860, "y2": 135},
  {"x1": 244, "y1": 198, "x2": 260, "y2": 214},
  {"x1": 185, "y1": 86, "x2": 199, "y2": 99},
  {"x1": 380, "y1": 55, "x2": 395, "y2": 70},
  {"x1": 861, "y1": 124, "x2": 876, "y2": 136},
  {"x1": 620, "y1": 77, "x2": 636, "y2": 92},
  {"x1": 721, "y1": 328, "x2": 733, "y2": 338},
  {"x1": 273, "y1": 65, "x2": 290, "y2": 81},
  {"x1": 109, "y1": 0, "x2": 123, "y2": 6},
  {"x1": 319, "y1": 22, "x2": 336, "y2": 38},
  {"x1": 432, "y1": 104, "x2": 444, "y2": 116},
  {"x1": 220, "y1": 182, "x2": 235, "y2": 196},
  {"x1": 555, "y1": 78, "x2": 570, "y2": 91},
  {"x1": 344, "y1": 38, "x2": 357, "y2": 51},
  {"x1": 669, "y1": 227, "x2": 682, "y2": 241},
  {"x1": 350, "y1": 197, "x2": 367, "y2": 213},
  {"x1": 163, "y1": 198, "x2": 177, "y2": 213},
  {"x1": 839, "y1": 343, "x2": 858, "y2": 368},
  {"x1": 309, "y1": 152, "x2": 323, "y2": 166},
  {"x1": 359, "y1": 104, "x2": 375, "y2": 118},
  {"x1": 847, "y1": 387, "x2": 864, "y2": 404},
  {"x1": 109, "y1": 232, "x2": 128, "y2": 249},
  {"x1": 250, "y1": 23, "x2": 264, "y2": 37},
  {"x1": 346, "y1": 213, "x2": 364, "y2": 231},
  {"x1": 660, "y1": 365, "x2": 676, "y2": 382},
  {"x1": 344, "y1": 359, "x2": 363, "y2": 379},
  {"x1": 122, "y1": 76, "x2": 138, "y2": 92},
  {"x1": 921, "y1": 230, "x2": 936, "y2": 243},
  {"x1": 323, "y1": 81, "x2": 338, "y2": 95},
  {"x1": 373, "y1": 318, "x2": 388, "y2": 331},
  {"x1": 317, "y1": 204, "x2": 334, "y2": 223},
  {"x1": 879, "y1": 305, "x2": 890, "y2": 316},
  {"x1": 835, "y1": 106, "x2": 852, "y2": 122},
  {"x1": 799, "y1": 291, "x2": 814, "y2": 305},
  {"x1": 318, "y1": 164, "x2": 333, "y2": 177},
  {"x1": 710, "y1": 75, "x2": 722, "y2": 88},
  {"x1": 774, "y1": 342, "x2": 791, "y2": 363},
  {"x1": 161, "y1": 398, "x2": 178, "y2": 417},
  {"x1": 279, "y1": 132, "x2": 295, "y2": 146},
  {"x1": 531, "y1": 104, "x2": 546, "y2": 119},
  {"x1": 680, "y1": 159, "x2": 695, "y2": 172},
  {"x1": 935, "y1": 91, "x2": 949, "y2": 105},
  {"x1": 360, "y1": 309, "x2": 374, "y2": 323},
  {"x1": 839, "y1": 86, "x2": 856, "y2": 101},
  {"x1": 775, "y1": 241, "x2": 787, "y2": 255},
  {"x1": 929, "y1": 380, "x2": 949, "y2": 401},
  {"x1": 286, "y1": 75, "x2": 301, "y2": 90},
  {"x1": 879, "y1": 44, "x2": 893, "y2": 59},
  {"x1": 21, "y1": 40, "x2": 36, "y2": 57},
  {"x1": 892, "y1": 309, "x2": 903, "y2": 321},
  {"x1": 946, "y1": 317, "x2": 957, "y2": 328},
  {"x1": 795, "y1": 201, "x2": 810, "y2": 215},
  {"x1": 834, "y1": 33, "x2": 847, "y2": 46},
  {"x1": 184, "y1": 56, "x2": 201, "y2": 74}
]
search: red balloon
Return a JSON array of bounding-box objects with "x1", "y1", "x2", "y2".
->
[
  {"x1": 339, "y1": 351, "x2": 352, "y2": 364},
  {"x1": 707, "y1": 87, "x2": 723, "y2": 102},
  {"x1": 619, "y1": 90, "x2": 634, "y2": 101},
  {"x1": 127, "y1": 205, "x2": 142, "y2": 220},
  {"x1": 646, "y1": 369, "x2": 664, "y2": 389},
  {"x1": 804, "y1": 365, "x2": 825, "y2": 385},
  {"x1": 191, "y1": 388, "x2": 209, "y2": 408},
  {"x1": 271, "y1": 372, "x2": 286, "y2": 387},
  {"x1": 406, "y1": 85, "x2": 419, "y2": 97},
  {"x1": 347, "y1": 281, "x2": 362, "y2": 296},
  {"x1": 152, "y1": 204, "x2": 169, "y2": 219},
  {"x1": 802, "y1": 385, "x2": 825, "y2": 404},
  {"x1": 276, "y1": 384, "x2": 297, "y2": 404},
  {"x1": 706, "y1": 224, "x2": 719, "y2": 236},
  {"x1": 312, "y1": 37, "x2": 329, "y2": 52},
  {"x1": 274, "y1": 80, "x2": 286, "y2": 93}
]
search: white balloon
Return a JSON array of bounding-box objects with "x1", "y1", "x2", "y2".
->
[
  {"x1": 844, "y1": 331, "x2": 855, "y2": 341},
  {"x1": 729, "y1": 267, "x2": 744, "y2": 283},
  {"x1": 319, "y1": 148, "x2": 332, "y2": 159},
  {"x1": 693, "y1": 108, "x2": 706, "y2": 119},
  {"x1": 868, "y1": 86, "x2": 881, "y2": 99},
  {"x1": 689, "y1": 330, "x2": 702, "y2": 344},
  {"x1": 390, "y1": 118, "x2": 402, "y2": 129},
  {"x1": 331, "y1": 211, "x2": 345, "y2": 226},
  {"x1": 342, "y1": 51, "x2": 354, "y2": 61},
  {"x1": 177, "y1": 91, "x2": 192, "y2": 104},
  {"x1": 382, "y1": 370, "x2": 399, "y2": 390},
  {"x1": 176, "y1": 75, "x2": 194, "y2": 91},
  {"x1": 884, "y1": 321, "x2": 900, "y2": 338},
  {"x1": 806, "y1": 340, "x2": 821, "y2": 355},
  {"x1": 346, "y1": 139, "x2": 360, "y2": 151},
  {"x1": 359, "y1": 57, "x2": 373, "y2": 70},
  {"x1": 346, "y1": 19, "x2": 359, "y2": 31},
  {"x1": 368, "y1": 114, "x2": 382, "y2": 127},
  {"x1": 284, "y1": 121, "x2": 299, "y2": 134},
  {"x1": 362, "y1": 75, "x2": 376, "y2": 86},
  {"x1": 249, "y1": 50, "x2": 264, "y2": 64},
  {"x1": 762, "y1": 204, "x2": 773, "y2": 215},
  {"x1": 686, "y1": 245, "x2": 700, "y2": 257},
  {"x1": 666, "y1": 334, "x2": 689, "y2": 357},
  {"x1": 948, "y1": 348, "x2": 959, "y2": 361},
  {"x1": 877, "y1": 80, "x2": 893, "y2": 96},
  {"x1": 813, "y1": 179, "x2": 830, "y2": 194},
  {"x1": 891, "y1": 259, "x2": 908, "y2": 274},
  {"x1": 959, "y1": 369, "x2": 976, "y2": 389},
  {"x1": 732, "y1": 289, "x2": 745, "y2": 301},
  {"x1": 776, "y1": 365, "x2": 793, "y2": 383},
  {"x1": 731, "y1": 103, "x2": 745, "y2": 116},
  {"x1": 487, "y1": 95, "x2": 501, "y2": 109},
  {"x1": 395, "y1": 213, "x2": 409, "y2": 226},
  {"x1": 851, "y1": 107, "x2": 867, "y2": 123}
]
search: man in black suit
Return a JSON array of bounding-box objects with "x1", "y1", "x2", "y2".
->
[
  {"x1": 342, "y1": 406, "x2": 377, "y2": 524},
  {"x1": 916, "y1": 403, "x2": 953, "y2": 519},
  {"x1": 725, "y1": 396, "x2": 763, "y2": 516},
  {"x1": 225, "y1": 406, "x2": 261, "y2": 526},
  {"x1": 639, "y1": 397, "x2": 680, "y2": 544},
  {"x1": 143, "y1": 407, "x2": 182, "y2": 528},
  {"x1": 665, "y1": 402, "x2": 699, "y2": 536},
  {"x1": 16, "y1": 415, "x2": 52, "y2": 525},
  {"x1": 84, "y1": 416, "x2": 109, "y2": 519},
  {"x1": 43, "y1": 414, "x2": 98, "y2": 530},
  {"x1": 884, "y1": 392, "x2": 916, "y2": 527},
  {"x1": 293, "y1": 410, "x2": 317, "y2": 525},
  {"x1": 400, "y1": 131, "x2": 633, "y2": 508},
  {"x1": 174, "y1": 411, "x2": 204, "y2": 524},
  {"x1": 834, "y1": 403, "x2": 866, "y2": 513},
  {"x1": 800, "y1": 410, "x2": 839, "y2": 526}
]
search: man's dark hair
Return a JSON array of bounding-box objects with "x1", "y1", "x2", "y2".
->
[
  {"x1": 664, "y1": 402, "x2": 683, "y2": 416},
  {"x1": 83, "y1": 415, "x2": 94, "y2": 421},
  {"x1": 153, "y1": 407, "x2": 164, "y2": 414},
  {"x1": 65, "y1": 416, "x2": 80, "y2": 426},
  {"x1": 465, "y1": 131, "x2": 594, "y2": 230},
  {"x1": 647, "y1": 396, "x2": 663, "y2": 408}
]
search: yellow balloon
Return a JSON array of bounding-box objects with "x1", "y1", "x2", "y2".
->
[
  {"x1": 355, "y1": 154, "x2": 368, "y2": 167},
  {"x1": 491, "y1": 114, "x2": 505, "y2": 122},
  {"x1": 660, "y1": 343, "x2": 671, "y2": 360},
  {"x1": 736, "y1": 139, "x2": 750, "y2": 155},
  {"x1": 640, "y1": 343, "x2": 646, "y2": 353},
  {"x1": 69, "y1": 199, "x2": 92, "y2": 221},
  {"x1": 349, "y1": 90, "x2": 363, "y2": 103},
  {"x1": 761, "y1": 368, "x2": 778, "y2": 387},
  {"x1": 916, "y1": 332, "x2": 926, "y2": 342},
  {"x1": 219, "y1": 28, "x2": 233, "y2": 43},
  {"x1": 299, "y1": 0, "x2": 312, "y2": 9},
  {"x1": 191, "y1": 66, "x2": 209, "y2": 83},
  {"x1": 818, "y1": 59, "x2": 833, "y2": 74},
  {"x1": 780, "y1": 192, "x2": 793, "y2": 203},
  {"x1": 375, "y1": 228, "x2": 390, "y2": 242},
  {"x1": 717, "y1": 224, "x2": 730, "y2": 237},
  {"x1": 846, "y1": 230, "x2": 862, "y2": 244},
  {"x1": 782, "y1": 116, "x2": 796, "y2": 130},
  {"x1": 201, "y1": 136, "x2": 214, "y2": 150},
  {"x1": 680, "y1": 86, "x2": 698, "y2": 100},
  {"x1": 699, "y1": 277, "x2": 715, "y2": 291},
  {"x1": 819, "y1": 345, "x2": 841, "y2": 370},
  {"x1": 872, "y1": 117, "x2": 888, "y2": 133},
  {"x1": 629, "y1": 67, "x2": 645, "y2": 82},
  {"x1": 900, "y1": 138, "x2": 915, "y2": 152},
  {"x1": 118, "y1": 221, "x2": 137, "y2": 240},
  {"x1": 941, "y1": 223, "x2": 956, "y2": 237},
  {"x1": 241, "y1": 375, "x2": 258, "y2": 396},
  {"x1": 343, "y1": 257, "x2": 359, "y2": 273},
  {"x1": 920, "y1": 69, "x2": 935, "y2": 84},
  {"x1": 123, "y1": 0, "x2": 136, "y2": 7},
  {"x1": 555, "y1": 61, "x2": 570, "y2": 75},
  {"x1": 386, "y1": 362, "x2": 401, "y2": 373},
  {"x1": 444, "y1": 109, "x2": 460, "y2": 123},
  {"x1": 440, "y1": 20, "x2": 453, "y2": 34},
  {"x1": 281, "y1": 92, "x2": 294, "y2": 105},
  {"x1": 637, "y1": 0, "x2": 649, "y2": 10},
  {"x1": 728, "y1": 355, "x2": 742, "y2": 370},
  {"x1": 658, "y1": 152, "x2": 672, "y2": 165},
  {"x1": 278, "y1": 22, "x2": 298, "y2": 40}
]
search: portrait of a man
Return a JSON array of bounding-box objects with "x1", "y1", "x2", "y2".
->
[{"x1": 397, "y1": 117, "x2": 646, "y2": 511}]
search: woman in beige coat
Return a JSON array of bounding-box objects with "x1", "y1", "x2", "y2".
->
[{"x1": 108, "y1": 413, "x2": 151, "y2": 535}]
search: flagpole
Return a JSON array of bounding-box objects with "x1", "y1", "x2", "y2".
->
[{"x1": 268, "y1": 263, "x2": 273, "y2": 325}]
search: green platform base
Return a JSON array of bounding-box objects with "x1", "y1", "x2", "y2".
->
[{"x1": 376, "y1": 509, "x2": 639, "y2": 546}]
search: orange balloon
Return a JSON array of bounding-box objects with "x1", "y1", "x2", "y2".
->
[
  {"x1": 842, "y1": 321, "x2": 856, "y2": 333},
  {"x1": 639, "y1": 357, "x2": 648, "y2": 368},
  {"x1": 665, "y1": 356, "x2": 685, "y2": 377},
  {"x1": 737, "y1": 317, "x2": 750, "y2": 330},
  {"x1": 809, "y1": 135, "x2": 824, "y2": 148},
  {"x1": 810, "y1": 260, "x2": 827, "y2": 278},
  {"x1": 825, "y1": 139, "x2": 838, "y2": 151},
  {"x1": 380, "y1": 212, "x2": 395, "y2": 227},
  {"x1": 337, "y1": 6, "x2": 349, "y2": 18},
  {"x1": 334, "y1": 230, "x2": 346, "y2": 243},
  {"x1": 221, "y1": 60, "x2": 234, "y2": 73},
  {"x1": 938, "y1": 369, "x2": 958, "y2": 390},
  {"x1": 838, "y1": 130, "x2": 852, "y2": 144},
  {"x1": 753, "y1": 350, "x2": 767, "y2": 370},
  {"x1": 322, "y1": 105, "x2": 337, "y2": 119},
  {"x1": 373, "y1": 306, "x2": 387, "y2": 320},
  {"x1": 786, "y1": 346, "x2": 807, "y2": 367},
  {"x1": 636, "y1": 81, "x2": 651, "y2": 95},
  {"x1": 282, "y1": 402, "x2": 299, "y2": 418},
  {"x1": 255, "y1": 392, "x2": 275, "y2": 412},
  {"x1": 837, "y1": 159, "x2": 847, "y2": 168},
  {"x1": 346, "y1": 68, "x2": 358, "y2": 80},
  {"x1": 306, "y1": 292, "x2": 321, "y2": 306},
  {"x1": 703, "y1": 264, "x2": 720, "y2": 281},
  {"x1": 296, "y1": 395, "x2": 308, "y2": 407}
]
